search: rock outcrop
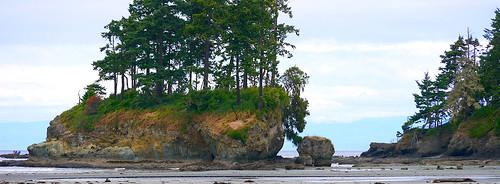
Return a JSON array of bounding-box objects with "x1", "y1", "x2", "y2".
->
[
  {"x1": 29, "y1": 109, "x2": 285, "y2": 162},
  {"x1": 362, "y1": 120, "x2": 500, "y2": 158},
  {"x1": 297, "y1": 136, "x2": 334, "y2": 166},
  {"x1": 360, "y1": 143, "x2": 396, "y2": 158}
]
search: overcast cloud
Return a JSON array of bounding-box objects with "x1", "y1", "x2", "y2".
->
[{"x1": 0, "y1": 0, "x2": 498, "y2": 123}]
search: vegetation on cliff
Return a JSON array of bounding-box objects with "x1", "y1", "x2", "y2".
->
[
  {"x1": 400, "y1": 9, "x2": 500, "y2": 138},
  {"x1": 69, "y1": 0, "x2": 309, "y2": 145},
  {"x1": 373, "y1": 9, "x2": 500, "y2": 158}
]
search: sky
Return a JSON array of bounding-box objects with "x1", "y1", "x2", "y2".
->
[{"x1": 0, "y1": 0, "x2": 499, "y2": 151}]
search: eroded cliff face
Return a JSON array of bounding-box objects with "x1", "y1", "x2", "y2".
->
[
  {"x1": 361, "y1": 122, "x2": 500, "y2": 158},
  {"x1": 28, "y1": 109, "x2": 284, "y2": 162}
]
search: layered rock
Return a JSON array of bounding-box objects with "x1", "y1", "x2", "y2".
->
[
  {"x1": 29, "y1": 109, "x2": 284, "y2": 162},
  {"x1": 297, "y1": 136, "x2": 334, "y2": 166}
]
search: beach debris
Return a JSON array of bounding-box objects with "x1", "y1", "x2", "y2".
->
[
  {"x1": 456, "y1": 164, "x2": 463, "y2": 170},
  {"x1": 105, "y1": 178, "x2": 111, "y2": 182},
  {"x1": 374, "y1": 182, "x2": 386, "y2": 184},
  {"x1": 432, "y1": 178, "x2": 476, "y2": 183},
  {"x1": 436, "y1": 165, "x2": 444, "y2": 170},
  {"x1": 400, "y1": 167, "x2": 408, "y2": 170},
  {"x1": 244, "y1": 180, "x2": 255, "y2": 183},
  {"x1": 114, "y1": 168, "x2": 126, "y2": 171},
  {"x1": 213, "y1": 182, "x2": 231, "y2": 184}
]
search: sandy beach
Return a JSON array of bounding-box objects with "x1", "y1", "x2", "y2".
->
[{"x1": 1, "y1": 164, "x2": 499, "y2": 184}]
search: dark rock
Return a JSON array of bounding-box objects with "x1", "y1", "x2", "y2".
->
[
  {"x1": 361, "y1": 143, "x2": 396, "y2": 158},
  {"x1": 297, "y1": 136, "x2": 334, "y2": 166}
]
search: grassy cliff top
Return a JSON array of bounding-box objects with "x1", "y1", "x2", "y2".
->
[
  {"x1": 59, "y1": 87, "x2": 289, "y2": 132},
  {"x1": 411, "y1": 106, "x2": 500, "y2": 139}
]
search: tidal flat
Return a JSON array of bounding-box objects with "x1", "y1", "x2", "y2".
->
[{"x1": 1, "y1": 164, "x2": 499, "y2": 184}]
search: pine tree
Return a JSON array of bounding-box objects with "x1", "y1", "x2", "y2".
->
[
  {"x1": 281, "y1": 66, "x2": 310, "y2": 145},
  {"x1": 480, "y1": 8, "x2": 500, "y2": 106}
]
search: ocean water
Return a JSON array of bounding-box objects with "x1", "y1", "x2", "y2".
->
[
  {"x1": 0, "y1": 150, "x2": 29, "y2": 161},
  {"x1": 0, "y1": 150, "x2": 28, "y2": 155}
]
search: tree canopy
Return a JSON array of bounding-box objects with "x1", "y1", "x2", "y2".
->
[
  {"x1": 402, "y1": 9, "x2": 500, "y2": 134},
  {"x1": 86, "y1": 0, "x2": 308, "y2": 145}
]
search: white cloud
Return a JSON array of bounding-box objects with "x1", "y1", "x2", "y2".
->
[
  {"x1": 0, "y1": 64, "x2": 96, "y2": 107},
  {"x1": 0, "y1": 43, "x2": 104, "y2": 121},
  {"x1": 295, "y1": 39, "x2": 450, "y2": 55},
  {"x1": 278, "y1": 39, "x2": 454, "y2": 123},
  {"x1": 0, "y1": 0, "x2": 497, "y2": 124}
]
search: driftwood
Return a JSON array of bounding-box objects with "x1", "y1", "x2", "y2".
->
[{"x1": 432, "y1": 178, "x2": 476, "y2": 183}]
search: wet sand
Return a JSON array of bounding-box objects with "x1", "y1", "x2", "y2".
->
[{"x1": 1, "y1": 165, "x2": 499, "y2": 184}]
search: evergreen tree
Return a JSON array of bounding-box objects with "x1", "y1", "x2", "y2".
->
[
  {"x1": 407, "y1": 72, "x2": 445, "y2": 129},
  {"x1": 93, "y1": 20, "x2": 124, "y2": 96},
  {"x1": 436, "y1": 37, "x2": 466, "y2": 90},
  {"x1": 446, "y1": 56, "x2": 484, "y2": 120},
  {"x1": 281, "y1": 66, "x2": 309, "y2": 145},
  {"x1": 480, "y1": 8, "x2": 500, "y2": 106}
]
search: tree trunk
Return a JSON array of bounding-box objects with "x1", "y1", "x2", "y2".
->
[
  {"x1": 121, "y1": 73, "x2": 125, "y2": 94},
  {"x1": 236, "y1": 55, "x2": 241, "y2": 105},
  {"x1": 113, "y1": 73, "x2": 118, "y2": 96},
  {"x1": 203, "y1": 40, "x2": 211, "y2": 90},
  {"x1": 131, "y1": 66, "x2": 136, "y2": 89},
  {"x1": 189, "y1": 68, "x2": 193, "y2": 92},
  {"x1": 243, "y1": 71, "x2": 248, "y2": 88},
  {"x1": 228, "y1": 56, "x2": 235, "y2": 89},
  {"x1": 156, "y1": 40, "x2": 165, "y2": 97},
  {"x1": 258, "y1": 64, "x2": 264, "y2": 110},
  {"x1": 265, "y1": 69, "x2": 270, "y2": 86},
  {"x1": 271, "y1": 68, "x2": 276, "y2": 87},
  {"x1": 125, "y1": 75, "x2": 129, "y2": 90},
  {"x1": 167, "y1": 82, "x2": 173, "y2": 95}
]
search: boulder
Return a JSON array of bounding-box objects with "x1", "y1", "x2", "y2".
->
[
  {"x1": 28, "y1": 141, "x2": 66, "y2": 160},
  {"x1": 297, "y1": 136, "x2": 334, "y2": 166}
]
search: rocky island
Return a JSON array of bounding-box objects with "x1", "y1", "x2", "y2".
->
[
  {"x1": 19, "y1": 0, "x2": 319, "y2": 169},
  {"x1": 362, "y1": 108, "x2": 500, "y2": 158},
  {"x1": 26, "y1": 87, "x2": 311, "y2": 169}
]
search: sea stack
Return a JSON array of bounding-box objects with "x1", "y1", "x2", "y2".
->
[{"x1": 297, "y1": 136, "x2": 335, "y2": 166}]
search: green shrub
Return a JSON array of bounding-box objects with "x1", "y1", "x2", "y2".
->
[
  {"x1": 470, "y1": 121, "x2": 494, "y2": 138},
  {"x1": 62, "y1": 87, "x2": 290, "y2": 132},
  {"x1": 226, "y1": 127, "x2": 249, "y2": 143},
  {"x1": 468, "y1": 106, "x2": 499, "y2": 138},
  {"x1": 495, "y1": 118, "x2": 500, "y2": 136},
  {"x1": 60, "y1": 104, "x2": 97, "y2": 132},
  {"x1": 185, "y1": 87, "x2": 288, "y2": 114}
]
